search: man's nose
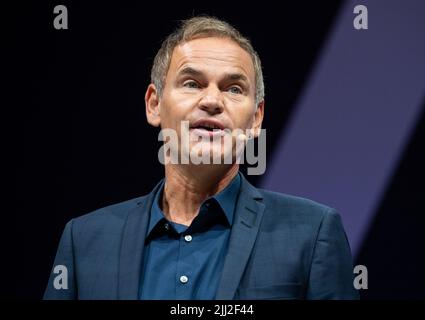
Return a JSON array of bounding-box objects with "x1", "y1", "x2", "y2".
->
[{"x1": 198, "y1": 86, "x2": 224, "y2": 115}]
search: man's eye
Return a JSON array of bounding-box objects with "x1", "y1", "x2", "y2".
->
[
  {"x1": 228, "y1": 86, "x2": 242, "y2": 94},
  {"x1": 183, "y1": 81, "x2": 199, "y2": 89}
]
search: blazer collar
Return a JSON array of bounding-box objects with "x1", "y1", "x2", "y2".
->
[
  {"x1": 117, "y1": 173, "x2": 265, "y2": 300},
  {"x1": 117, "y1": 179, "x2": 163, "y2": 299},
  {"x1": 215, "y1": 173, "x2": 265, "y2": 299}
]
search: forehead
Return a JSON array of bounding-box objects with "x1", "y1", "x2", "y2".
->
[{"x1": 168, "y1": 37, "x2": 255, "y2": 81}]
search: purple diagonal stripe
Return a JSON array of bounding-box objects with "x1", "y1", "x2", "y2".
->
[{"x1": 261, "y1": 0, "x2": 425, "y2": 256}]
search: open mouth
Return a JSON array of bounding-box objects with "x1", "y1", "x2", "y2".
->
[
  {"x1": 191, "y1": 124, "x2": 222, "y2": 131},
  {"x1": 190, "y1": 127, "x2": 225, "y2": 138},
  {"x1": 189, "y1": 119, "x2": 227, "y2": 137}
]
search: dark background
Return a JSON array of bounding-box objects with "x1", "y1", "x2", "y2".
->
[{"x1": 10, "y1": 0, "x2": 425, "y2": 299}]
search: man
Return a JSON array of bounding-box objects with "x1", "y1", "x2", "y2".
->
[{"x1": 44, "y1": 16, "x2": 359, "y2": 300}]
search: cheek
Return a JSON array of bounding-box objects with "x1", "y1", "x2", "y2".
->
[
  {"x1": 159, "y1": 98, "x2": 186, "y2": 127},
  {"x1": 229, "y1": 105, "x2": 256, "y2": 128},
  {"x1": 161, "y1": 91, "x2": 196, "y2": 117}
]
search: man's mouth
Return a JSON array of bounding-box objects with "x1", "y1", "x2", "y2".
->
[{"x1": 189, "y1": 119, "x2": 227, "y2": 137}]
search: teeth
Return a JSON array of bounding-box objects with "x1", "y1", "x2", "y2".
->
[
  {"x1": 195, "y1": 124, "x2": 218, "y2": 129},
  {"x1": 191, "y1": 122, "x2": 222, "y2": 130}
]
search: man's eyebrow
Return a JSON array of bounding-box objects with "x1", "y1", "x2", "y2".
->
[
  {"x1": 177, "y1": 66, "x2": 249, "y2": 84},
  {"x1": 177, "y1": 66, "x2": 203, "y2": 77},
  {"x1": 224, "y1": 73, "x2": 248, "y2": 83}
]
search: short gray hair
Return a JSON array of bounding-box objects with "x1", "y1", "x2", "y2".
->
[{"x1": 151, "y1": 16, "x2": 265, "y2": 104}]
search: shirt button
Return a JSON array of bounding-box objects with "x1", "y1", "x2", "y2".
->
[
  {"x1": 164, "y1": 223, "x2": 170, "y2": 231},
  {"x1": 184, "y1": 235, "x2": 192, "y2": 242},
  {"x1": 179, "y1": 275, "x2": 189, "y2": 284}
]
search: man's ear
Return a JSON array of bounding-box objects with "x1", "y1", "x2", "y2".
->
[
  {"x1": 251, "y1": 100, "x2": 265, "y2": 138},
  {"x1": 145, "y1": 84, "x2": 161, "y2": 127}
]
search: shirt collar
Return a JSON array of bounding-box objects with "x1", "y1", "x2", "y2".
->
[
  {"x1": 213, "y1": 172, "x2": 240, "y2": 225},
  {"x1": 146, "y1": 173, "x2": 241, "y2": 239}
]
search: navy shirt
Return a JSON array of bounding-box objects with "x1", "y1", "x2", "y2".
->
[{"x1": 139, "y1": 173, "x2": 241, "y2": 300}]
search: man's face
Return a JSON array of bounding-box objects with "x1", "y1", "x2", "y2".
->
[{"x1": 146, "y1": 36, "x2": 264, "y2": 163}]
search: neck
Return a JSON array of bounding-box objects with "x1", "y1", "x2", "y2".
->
[{"x1": 162, "y1": 164, "x2": 239, "y2": 226}]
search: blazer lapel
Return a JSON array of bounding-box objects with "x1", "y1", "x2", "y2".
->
[
  {"x1": 117, "y1": 175, "x2": 264, "y2": 300},
  {"x1": 215, "y1": 175, "x2": 265, "y2": 300},
  {"x1": 117, "y1": 180, "x2": 163, "y2": 299}
]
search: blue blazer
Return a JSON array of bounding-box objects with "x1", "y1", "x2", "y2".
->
[{"x1": 44, "y1": 174, "x2": 359, "y2": 300}]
